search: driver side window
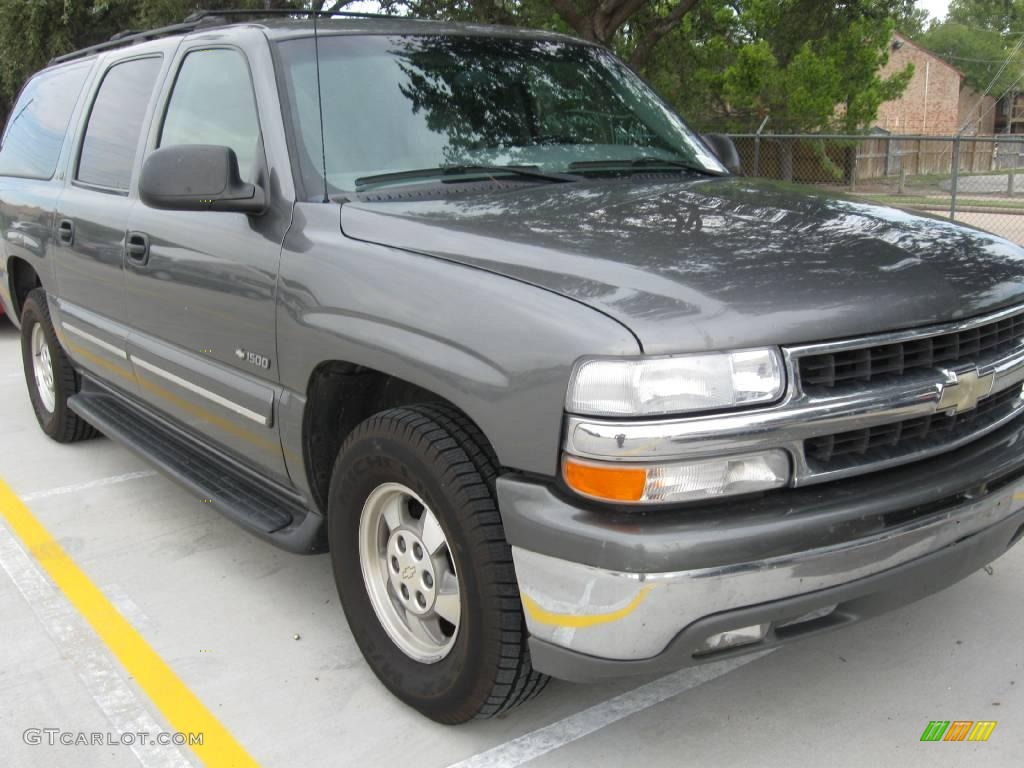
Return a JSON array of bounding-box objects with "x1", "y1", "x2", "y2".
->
[{"x1": 160, "y1": 48, "x2": 261, "y2": 182}]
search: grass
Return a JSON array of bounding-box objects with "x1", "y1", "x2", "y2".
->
[
  {"x1": 865, "y1": 194, "x2": 1024, "y2": 211},
  {"x1": 901, "y1": 168, "x2": 1021, "y2": 185}
]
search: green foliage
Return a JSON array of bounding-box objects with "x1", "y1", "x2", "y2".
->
[
  {"x1": 918, "y1": 20, "x2": 1024, "y2": 93},
  {"x1": 892, "y1": 0, "x2": 930, "y2": 36},
  {"x1": 948, "y1": 0, "x2": 1024, "y2": 34},
  {"x1": 0, "y1": 0, "x2": 126, "y2": 121},
  {"x1": 0, "y1": 0, "x2": 921, "y2": 136},
  {"x1": 0, "y1": 0, "x2": 283, "y2": 124},
  {"x1": 648, "y1": 1, "x2": 915, "y2": 132}
]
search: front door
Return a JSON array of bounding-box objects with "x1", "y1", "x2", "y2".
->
[
  {"x1": 123, "y1": 45, "x2": 291, "y2": 482},
  {"x1": 53, "y1": 54, "x2": 164, "y2": 394}
]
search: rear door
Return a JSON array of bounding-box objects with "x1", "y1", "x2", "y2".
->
[
  {"x1": 0, "y1": 59, "x2": 93, "y2": 319},
  {"x1": 52, "y1": 53, "x2": 166, "y2": 392},
  {"x1": 124, "y1": 40, "x2": 291, "y2": 482}
]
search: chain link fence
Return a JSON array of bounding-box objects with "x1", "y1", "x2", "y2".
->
[{"x1": 726, "y1": 133, "x2": 1024, "y2": 245}]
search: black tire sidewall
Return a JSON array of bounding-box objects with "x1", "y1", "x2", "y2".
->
[
  {"x1": 328, "y1": 425, "x2": 501, "y2": 723},
  {"x1": 20, "y1": 291, "x2": 69, "y2": 438}
]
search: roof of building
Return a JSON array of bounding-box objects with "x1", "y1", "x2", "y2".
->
[{"x1": 891, "y1": 31, "x2": 966, "y2": 80}]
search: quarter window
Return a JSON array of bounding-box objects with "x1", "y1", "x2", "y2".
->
[
  {"x1": 0, "y1": 61, "x2": 91, "y2": 180},
  {"x1": 77, "y1": 57, "x2": 162, "y2": 191},
  {"x1": 160, "y1": 49, "x2": 261, "y2": 182}
]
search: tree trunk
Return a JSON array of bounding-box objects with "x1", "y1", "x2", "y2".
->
[{"x1": 551, "y1": 0, "x2": 702, "y2": 69}]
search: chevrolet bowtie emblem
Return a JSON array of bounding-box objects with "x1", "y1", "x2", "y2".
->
[{"x1": 937, "y1": 366, "x2": 995, "y2": 414}]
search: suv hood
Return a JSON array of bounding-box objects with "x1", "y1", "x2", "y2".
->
[{"x1": 340, "y1": 177, "x2": 1024, "y2": 353}]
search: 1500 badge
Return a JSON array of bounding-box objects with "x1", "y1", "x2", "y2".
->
[{"x1": 235, "y1": 348, "x2": 271, "y2": 370}]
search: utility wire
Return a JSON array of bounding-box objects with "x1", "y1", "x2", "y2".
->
[
  {"x1": 967, "y1": 67, "x2": 1024, "y2": 133},
  {"x1": 959, "y1": 29, "x2": 1024, "y2": 133},
  {"x1": 943, "y1": 54, "x2": 1024, "y2": 63},
  {"x1": 978, "y1": 33, "x2": 1024, "y2": 95}
]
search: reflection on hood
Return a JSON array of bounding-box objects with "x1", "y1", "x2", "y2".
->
[{"x1": 341, "y1": 176, "x2": 1024, "y2": 353}]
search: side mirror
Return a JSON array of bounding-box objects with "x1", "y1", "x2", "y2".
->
[
  {"x1": 139, "y1": 145, "x2": 266, "y2": 214},
  {"x1": 701, "y1": 133, "x2": 742, "y2": 175}
]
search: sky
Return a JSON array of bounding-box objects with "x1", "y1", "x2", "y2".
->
[{"x1": 918, "y1": 0, "x2": 951, "y2": 21}]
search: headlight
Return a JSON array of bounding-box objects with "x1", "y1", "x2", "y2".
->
[
  {"x1": 566, "y1": 349, "x2": 784, "y2": 417},
  {"x1": 563, "y1": 451, "x2": 790, "y2": 504}
]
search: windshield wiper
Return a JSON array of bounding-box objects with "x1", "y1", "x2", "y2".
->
[
  {"x1": 355, "y1": 164, "x2": 578, "y2": 190},
  {"x1": 569, "y1": 156, "x2": 722, "y2": 176}
]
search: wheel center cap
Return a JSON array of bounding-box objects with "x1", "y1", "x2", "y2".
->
[{"x1": 386, "y1": 529, "x2": 436, "y2": 616}]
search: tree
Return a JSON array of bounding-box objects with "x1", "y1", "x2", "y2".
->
[
  {"x1": 919, "y1": 0, "x2": 1024, "y2": 107},
  {"x1": 0, "y1": 0, "x2": 300, "y2": 126},
  {"x1": 389, "y1": 0, "x2": 915, "y2": 132},
  {"x1": 382, "y1": 1, "x2": 705, "y2": 69},
  {"x1": 0, "y1": 1, "x2": 918, "y2": 136},
  {"x1": 892, "y1": 0, "x2": 931, "y2": 35},
  {"x1": 948, "y1": 0, "x2": 1024, "y2": 35},
  {"x1": 918, "y1": 21, "x2": 1024, "y2": 93},
  {"x1": 644, "y1": 0, "x2": 915, "y2": 132},
  {"x1": 0, "y1": 0, "x2": 132, "y2": 124}
]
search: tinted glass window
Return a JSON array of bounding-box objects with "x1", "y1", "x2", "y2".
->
[
  {"x1": 77, "y1": 57, "x2": 162, "y2": 190},
  {"x1": 160, "y1": 49, "x2": 260, "y2": 182},
  {"x1": 0, "y1": 62, "x2": 91, "y2": 180},
  {"x1": 276, "y1": 35, "x2": 724, "y2": 194}
]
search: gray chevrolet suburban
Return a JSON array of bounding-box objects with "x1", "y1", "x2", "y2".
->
[{"x1": 3, "y1": 11, "x2": 1024, "y2": 724}]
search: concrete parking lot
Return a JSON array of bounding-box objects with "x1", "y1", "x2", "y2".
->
[{"x1": 0, "y1": 315, "x2": 1022, "y2": 768}]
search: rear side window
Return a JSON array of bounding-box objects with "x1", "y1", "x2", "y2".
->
[
  {"x1": 77, "y1": 57, "x2": 162, "y2": 191},
  {"x1": 0, "y1": 61, "x2": 91, "y2": 180},
  {"x1": 159, "y1": 49, "x2": 261, "y2": 182}
]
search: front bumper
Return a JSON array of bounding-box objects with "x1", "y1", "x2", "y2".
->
[{"x1": 501, "y1": 417, "x2": 1024, "y2": 682}]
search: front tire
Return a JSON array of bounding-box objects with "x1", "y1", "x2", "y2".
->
[
  {"x1": 20, "y1": 288, "x2": 98, "y2": 443},
  {"x1": 328, "y1": 404, "x2": 548, "y2": 723}
]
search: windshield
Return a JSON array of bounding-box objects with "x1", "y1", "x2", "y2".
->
[{"x1": 276, "y1": 34, "x2": 725, "y2": 196}]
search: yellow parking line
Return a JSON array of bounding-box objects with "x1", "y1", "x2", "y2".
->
[{"x1": 0, "y1": 477, "x2": 259, "y2": 768}]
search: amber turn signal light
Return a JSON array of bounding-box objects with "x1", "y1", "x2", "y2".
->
[{"x1": 562, "y1": 457, "x2": 647, "y2": 502}]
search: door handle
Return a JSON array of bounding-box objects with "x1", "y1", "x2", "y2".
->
[
  {"x1": 125, "y1": 232, "x2": 150, "y2": 265},
  {"x1": 57, "y1": 219, "x2": 74, "y2": 245}
]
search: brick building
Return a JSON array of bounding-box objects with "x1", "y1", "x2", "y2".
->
[
  {"x1": 874, "y1": 32, "x2": 995, "y2": 136},
  {"x1": 961, "y1": 85, "x2": 997, "y2": 135},
  {"x1": 994, "y1": 93, "x2": 1024, "y2": 133}
]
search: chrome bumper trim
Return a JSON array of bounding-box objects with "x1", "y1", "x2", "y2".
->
[{"x1": 513, "y1": 479, "x2": 1024, "y2": 661}]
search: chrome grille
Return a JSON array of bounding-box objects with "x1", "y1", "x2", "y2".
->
[
  {"x1": 565, "y1": 304, "x2": 1024, "y2": 493},
  {"x1": 785, "y1": 303, "x2": 1024, "y2": 484},
  {"x1": 805, "y1": 385, "x2": 1023, "y2": 468},
  {"x1": 799, "y1": 313, "x2": 1024, "y2": 389}
]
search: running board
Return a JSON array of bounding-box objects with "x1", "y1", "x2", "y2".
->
[{"x1": 69, "y1": 380, "x2": 324, "y2": 553}]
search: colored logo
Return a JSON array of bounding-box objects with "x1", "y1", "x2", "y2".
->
[{"x1": 921, "y1": 721, "x2": 997, "y2": 742}]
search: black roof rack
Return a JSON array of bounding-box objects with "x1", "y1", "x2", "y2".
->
[
  {"x1": 182, "y1": 9, "x2": 398, "y2": 23},
  {"x1": 48, "y1": 8, "x2": 401, "y2": 66}
]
